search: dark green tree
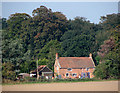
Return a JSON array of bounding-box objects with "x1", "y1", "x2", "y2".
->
[
  {"x1": 7, "y1": 13, "x2": 31, "y2": 39},
  {"x1": 94, "y1": 25, "x2": 120, "y2": 79},
  {"x1": 61, "y1": 17, "x2": 97, "y2": 57},
  {"x1": 38, "y1": 40, "x2": 62, "y2": 70}
]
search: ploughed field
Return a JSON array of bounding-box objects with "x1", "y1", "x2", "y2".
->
[{"x1": 2, "y1": 81, "x2": 118, "y2": 91}]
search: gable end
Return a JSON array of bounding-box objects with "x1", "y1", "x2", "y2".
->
[{"x1": 41, "y1": 67, "x2": 52, "y2": 72}]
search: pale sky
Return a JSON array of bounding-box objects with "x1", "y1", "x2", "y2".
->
[{"x1": 2, "y1": 2, "x2": 118, "y2": 24}]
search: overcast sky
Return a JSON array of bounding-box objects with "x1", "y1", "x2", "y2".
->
[{"x1": 2, "y1": 2, "x2": 118, "y2": 24}]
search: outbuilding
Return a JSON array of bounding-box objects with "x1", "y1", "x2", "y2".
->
[{"x1": 30, "y1": 65, "x2": 53, "y2": 79}]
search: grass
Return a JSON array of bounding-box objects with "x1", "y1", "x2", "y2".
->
[{"x1": 2, "y1": 78, "x2": 119, "y2": 85}]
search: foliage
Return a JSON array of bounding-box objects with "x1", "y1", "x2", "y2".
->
[
  {"x1": 105, "y1": 51, "x2": 120, "y2": 79},
  {"x1": 94, "y1": 62, "x2": 109, "y2": 79},
  {"x1": 94, "y1": 25, "x2": 120, "y2": 79},
  {"x1": 2, "y1": 18, "x2": 7, "y2": 29},
  {"x1": 2, "y1": 62, "x2": 16, "y2": 80},
  {"x1": 38, "y1": 40, "x2": 62, "y2": 70},
  {"x1": 18, "y1": 6, "x2": 68, "y2": 58},
  {"x1": 2, "y1": 37, "x2": 25, "y2": 71},
  {"x1": 100, "y1": 13, "x2": 120, "y2": 30},
  {"x1": 96, "y1": 13, "x2": 120, "y2": 53},
  {"x1": 7, "y1": 13, "x2": 31, "y2": 39},
  {"x1": 2, "y1": 6, "x2": 68, "y2": 80},
  {"x1": 60, "y1": 17, "x2": 98, "y2": 57},
  {"x1": 97, "y1": 38, "x2": 115, "y2": 60},
  {"x1": 95, "y1": 29, "x2": 111, "y2": 49},
  {"x1": 95, "y1": 56, "x2": 101, "y2": 65},
  {"x1": 94, "y1": 51, "x2": 120, "y2": 79},
  {"x1": 38, "y1": 58, "x2": 49, "y2": 66}
]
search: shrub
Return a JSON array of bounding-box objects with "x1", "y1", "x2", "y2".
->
[{"x1": 93, "y1": 63, "x2": 109, "y2": 79}]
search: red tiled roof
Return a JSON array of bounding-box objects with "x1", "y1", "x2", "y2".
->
[
  {"x1": 31, "y1": 65, "x2": 46, "y2": 72},
  {"x1": 58, "y1": 57, "x2": 95, "y2": 68}
]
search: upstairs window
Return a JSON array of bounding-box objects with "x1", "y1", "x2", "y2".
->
[
  {"x1": 72, "y1": 73, "x2": 77, "y2": 77},
  {"x1": 67, "y1": 68, "x2": 72, "y2": 71}
]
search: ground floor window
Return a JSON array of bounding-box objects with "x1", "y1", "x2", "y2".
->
[
  {"x1": 86, "y1": 68, "x2": 89, "y2": 71},
  {"x1": 66, "y1": 73, "x2": 69, "y2": 77},
  {"x1": 81, "y1": 72, "x2": 90, "y2": 78}
]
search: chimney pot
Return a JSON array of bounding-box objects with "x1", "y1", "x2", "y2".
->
[
  {"x1": 56, "y1": 53, "x2": 59, "y2": 59},
  {"x1": 89, "y1": 53, "x2": 92, "y2": 58}
]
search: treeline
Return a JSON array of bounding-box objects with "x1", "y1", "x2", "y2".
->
[{"x1": 1, "y1": 6, "x2": 120, "y2": 81}]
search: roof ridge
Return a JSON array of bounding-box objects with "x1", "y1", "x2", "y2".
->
[
  {"x1": 59, "y1": 56, "x2": 89, "y2": 57},
  {"x1": 59, "y1": 57, "x2": 90, "y2": 59},
  {"x1": 58, "y1": 56, "x2": 95, "y2": 68}
]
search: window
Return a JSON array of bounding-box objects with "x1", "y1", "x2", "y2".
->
[
  {"x1": 83, "y1": 73, "x2": 86, "y2": 78},
  {"x1": 67, "y1": 68, "x2": 72, "y2": 71},
  {"x1": 72, "y1": 73, "x2": 77, "y2": 77},
  {"x1": 66, "y1": 73, "x2": 69, "y2": 77},
  {"x1": 86, "y1": 68, "x2": 89, "y2": 71}
]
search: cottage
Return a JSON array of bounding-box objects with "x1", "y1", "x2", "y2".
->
[
  {"x1": 30, "y1": 65, "x2": 53, "y2": 79},
  {"x1": 54, "y1": 53, "x2": 95, "y2": 79}
]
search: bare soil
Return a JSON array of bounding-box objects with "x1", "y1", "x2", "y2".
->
[{"x1": 2, "y1": 81, "x2": 118, "y2": 91}]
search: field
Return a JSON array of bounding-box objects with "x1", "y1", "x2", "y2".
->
[{"x1": 2, "y1": 81, "x2": 118, "y2": 91}]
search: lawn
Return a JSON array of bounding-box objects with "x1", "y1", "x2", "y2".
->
[{"x1": 2, "y1": 78, "x2": 119, "y2": 85}]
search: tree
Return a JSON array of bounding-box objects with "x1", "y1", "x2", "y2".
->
[
  {"x1": 93, "y1": 62, "x2": 108, "y2": 79},
  {"x1": 7, "y1": 13, "x2": 31, "y2": 39},
  {"x1": 94, "y1": 25, "x2": 120, "y2": 79},
  {"x1": 2, "y1": 6, "x2": 69, "y2": 75},
  {"x1": 100, "y1": 13, "x2": 120, "y2": 30},
  {"x1": 2, "y1": 62, "x2": 16, "y2": 80},
  {"x1": 2, "y1": 38, "x2": 25, "y2": 66},
  {"x1": 97, "y1": 38, "x2": 115, "y2": 60},
  {"x1": 94, "y1": 51, "x2": 120, "y2": 79},
  {"x1": 60, "y1": 17, "x2": 97, "y2": 57},
  {"x1": 95, "y1": 56, "x2": 101, "y2": 65},
  {"x1": 2, "y1": 18, "x2": 7, "y2": 29},
  {"x1": 105, "y1": 51, "x2": 120, "y2": 79},
  {"x1": 19, "y1": 6, "x2": 68, "y2": 58},
  {"x1": 20, "y1": 50, "x2": 34, "y2": 73},
  {"x1": 95, "y1": 13, "x2": 120, "y2": 55},
  {"x1": 38, "y1": 58, "x2": 49, "y2": 66},
  {"x1": 38, "y1": 40, "x2": 62, "y2": 70}
]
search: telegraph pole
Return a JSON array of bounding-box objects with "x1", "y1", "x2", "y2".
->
[{"x1": 36, "y1": 59, "x2": 39, "y2": 80}]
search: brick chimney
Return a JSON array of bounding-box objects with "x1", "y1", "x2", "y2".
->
[
  {"x1": 56, "y1": 53, "x2": 59, "y2": 59},
  {"x1": 89, "y1": 53, "x2": 92, "y2": 58}
]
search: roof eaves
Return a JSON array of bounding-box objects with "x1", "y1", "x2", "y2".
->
[
  {"x1": 45, "y1": 66, "x2": 53, "y2": 72},
  {"x1": 40, "y1": 66, "x2": 46, "y2": 71}
]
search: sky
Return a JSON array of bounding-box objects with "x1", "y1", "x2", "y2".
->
[{"x1": 2, "y1": 2, "x2": 118, "y2": 24}]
